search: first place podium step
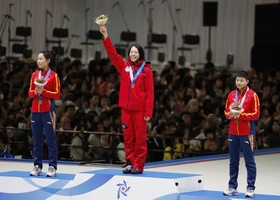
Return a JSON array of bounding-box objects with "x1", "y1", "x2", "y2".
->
[{"x1": 0, "y1": 168, "x2": 203, "y2": 200}]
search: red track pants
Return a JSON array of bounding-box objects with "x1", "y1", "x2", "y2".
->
[{"x1": 121, "y1": 108, "x2": 148, "y2": 172}]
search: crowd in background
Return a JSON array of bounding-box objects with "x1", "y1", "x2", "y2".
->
[{"x1": 1, "y1": 56, "x2": 280, "y2": 163}]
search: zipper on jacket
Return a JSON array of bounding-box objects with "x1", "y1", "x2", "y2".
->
[
  {"x1": 37, "y1": 98, "x2": 40, "y2": 112},
  {"x1": 236, "y1": 122, "x2": 239, "y2": 135},
  {"x1": 126, "y1": 84, "x2": 131, "y2": 108}
]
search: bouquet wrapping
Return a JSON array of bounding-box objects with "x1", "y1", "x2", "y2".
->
[
  {"x1": 95, "y1": 14, "x2": 108, "y2": 25},
  {"x1": 230, "y1": 101, "x2": 243, "y2": 114},
  {"x1": 34, "y1": 79, "x2": 47, "y2": 87}
]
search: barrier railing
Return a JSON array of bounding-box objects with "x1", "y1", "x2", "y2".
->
[{"x1": 1, "y1": 127, "x2": 265, "y2": 163}]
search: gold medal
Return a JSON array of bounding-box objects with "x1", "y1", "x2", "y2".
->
[{"x1": 131, "y1": 83, "x2": 135, "y2": 88}]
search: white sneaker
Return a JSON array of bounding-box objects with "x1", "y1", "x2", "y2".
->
[
  {"x1": 245, "y1": 189, "x2": 254, "y2": 197},
  {"x1": 223, "y1": 188, "x2": 238, "y2": 196},
  {"x1": 30, "y1": 165, "x2": 42, "y2": 176},
  {"x1": 122, "y1": 165, "x2": 132, "y2": 174},
  {"x1": 46, "y1": 166, "x2": 56, "y2": 177}
]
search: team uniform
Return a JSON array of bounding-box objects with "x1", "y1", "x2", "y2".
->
[
  {"x1": 224, "y1": 86, "x2": 260, "y2": 194},
  {"x1": 103, "y1": 37, "x2": 154, "y2": 173},
  {"x1": 28, "y1": 68, "x2": 60, "y2": 174}
]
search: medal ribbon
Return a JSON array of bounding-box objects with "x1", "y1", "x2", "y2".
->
[
  {"x1": 235, "y1": 87, "x2": 249, "y2": 108},
  {"x1": 233, "y1": 87, "x2": 249, "y2": 123},
  {"x1": 38, "y1": 69, "x2": 51, "y2": 103},
  {"x1": 129, "y1": 61, "x2": 146, "y2": 84}
]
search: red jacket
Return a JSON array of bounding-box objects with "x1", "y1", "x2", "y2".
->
[
  {"x1": 28, "y1": 69, "x2": 61, "y2": 112},
  {"x1": 224, "y1": 86, "x2": 260, "y2": 136},
  {"x1": 103, "y1": 37, "x2": 154, "y2": 118}
]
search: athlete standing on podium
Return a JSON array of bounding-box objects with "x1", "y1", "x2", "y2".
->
[
  {"x1": 99, "y1": 22, "x2": 154, "y2": 174},
  {"x1": 28, "y1": 50, "x2": 61, "y2": 177},
  {"x1": 223, "y1": 71, "x2": 260, "y2": 197}
]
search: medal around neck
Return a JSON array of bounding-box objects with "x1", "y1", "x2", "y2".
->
[{"x1": 95, "y1": 14, "x2": 108, "y2": 25}]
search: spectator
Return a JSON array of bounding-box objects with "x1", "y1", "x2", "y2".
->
[
  {"x1": 87, "y1": 122, "x2": 107, "y2": 161},
  {"x1": 86, "y1": 93, "x2": 101, "y2": 116},
  {"x1": 216, "y1": 122, "x2": 229, "y2": 152},
  {"x1": 70, "y1": 124, "x2": 91, "y2": 161},
  {"x1": 186, "y1": 98, "x2": 200, "y2": 123},
  {"x1": 264, "y1": 120, "x2": 280, "y2": 148},
  {"x1": 0, "y1": 133, "x2": 14, "y2": 158},
  {"x1": 99, "y1": 94, "x2": 111, "y2": 113},
  {"x1": 203, "y1": 128, "x2": 218, "y2": 153},
  {"x1": 57, "y1": 116, "x2": 72, "y2": 160},
  {"x1": 116, "y1": 134, "x2": 126, "y2": 163},
  {"x1": 163, "y1": 137, "x2": 174, "y2": 161},
  {"x1": 147, "y1": 125, "x2": 164, "y2": 162}
]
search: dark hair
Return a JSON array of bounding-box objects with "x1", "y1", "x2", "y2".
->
[
  {"x1": 128, "y1": 43, "x2": 145, "y2": 61},
  {"x1": 236, "y1": 71, "x2": 249, "y2": 80},
  {"x1": 0, "y1": 133, "x2": 8, "y2": 145},
  {"x1": 39, "y1": 50, "x2": 56, "y2": 67}
]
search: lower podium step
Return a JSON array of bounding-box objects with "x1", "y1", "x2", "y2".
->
[{"x1": 0, "y1": 168, "x2": 203, "y2": 200}]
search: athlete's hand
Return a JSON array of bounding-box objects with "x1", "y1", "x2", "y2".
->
[
  {"x1": 35, "y1": 87, "x2": 43, "y2": 94},
  {"x1": 229, "y1": 111, "x2": 240, "y2": 120},
  {"x1": 100, "y1": 25, "x2": 108, "y2": 39},
  {"x1": 144, "y1": 116, "x2": 150, "y2": 121}
]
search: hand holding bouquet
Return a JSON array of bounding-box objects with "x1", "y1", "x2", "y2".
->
[
  {"x1": 95, "y1": 14, "x2": 108, "y2": 26},
  {"x1": 230, "y1": 101, "x2": 243, "y2": 113},
  {"x1": 230, "y1": 101, "x2": 243, "y2": 119}
]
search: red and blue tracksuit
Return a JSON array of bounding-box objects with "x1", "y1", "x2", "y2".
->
[
  {"x1": 103, "y1": 37, "x2": 154, "y2": 172},
  {"x1": 28, "y1": 68, "x2": 61, "y2": 170},
  {"x1": 224, "y1": 86, "x2": 260, "y2": 190}
]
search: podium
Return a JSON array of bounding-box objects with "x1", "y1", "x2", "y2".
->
[{"x1": 0, "y1": 168, "x2": 203, "y2": 199}]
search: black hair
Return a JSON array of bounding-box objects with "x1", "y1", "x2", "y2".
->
[
  {"x1": 128, "y1": 43, "x2": 145, "y2": 61},
  {"x1": 39, "y1": 50, "x2": 56, "y2": 67},
  {"x1": 236, "y1": 70, "x2": 249, "y2": 80},
  {"x1": 0, "y1": 133, "x2": 8, "y2": 145}
]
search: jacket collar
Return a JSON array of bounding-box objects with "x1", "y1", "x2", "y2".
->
[{"x1": 237, "y1": 86, "x2": 248, "y2": 95}]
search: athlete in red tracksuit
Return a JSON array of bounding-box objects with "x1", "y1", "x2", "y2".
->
[
  {"x1": 100, "y1": 24, "x2": 154, "y2": 174},
  {"x1": 223, "y1": 71, "x2": 260, "y2": 197},
  {"x1": 28, "y1": 51, "x2": 61, "y2": 177}
]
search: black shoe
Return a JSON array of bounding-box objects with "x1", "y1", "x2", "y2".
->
[
  {"x1": 122, "y1": 165, "x2": 132, "y2": 174},
  {"x1": 131, "y1": 168, "x2": 142, "y2": 174}
]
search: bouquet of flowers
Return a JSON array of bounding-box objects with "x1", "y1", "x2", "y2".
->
[
  {"x1": 230, "y1": 101, "x2": 243, "y2": 114},
  {"x1": 34, "y1": 78, "x2": 47, "y2": 87},
  {"x1": 95, "y1": 14, "x2": 108, "y2": 25}
]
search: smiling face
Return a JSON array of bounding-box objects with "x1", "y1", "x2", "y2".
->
[
  {"x1": 129, "y1": 46, "x2": 140, "y2": 63},
  {"x1": 37, "y1": 53, "x2": 50, "y2": 71}
]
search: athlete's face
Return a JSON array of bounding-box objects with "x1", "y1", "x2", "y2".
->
[
  {"x1": 129, "y1": 46, "x2": 140, "y2": 63},
  {"x1": 37, "y1": 53, "x2": 50, "y2": 71},
  {"x1": 235, "y1": 76, "x2": 249, "y2": 90}
]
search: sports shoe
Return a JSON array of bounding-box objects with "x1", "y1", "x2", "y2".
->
[
  {"x1": 223, "y1": 188, "x2": 238, "y2": 196},
  {"x1": 122, "y1": 165, "x2": 132, "y2": 174},
  {"x1": 46, "y1": 166, "x2": 56, "y2": 177},
  {"x1": 131, "y1": 168, "x2": 142, "y2": 174},
  {"x1": 30, "y1": 165, "x2": 42, "y2": 176},
  {"x1": 245, "y1": 189, "x2": 254, "y2": 197}
]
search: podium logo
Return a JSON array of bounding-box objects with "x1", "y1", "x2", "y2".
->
[{"x1": 117, "y1": 180, "x2": 131, "y2": 199}]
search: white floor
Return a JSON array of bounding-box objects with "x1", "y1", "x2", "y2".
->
[
  {"x1": 145, "y1": 152, "x2": 280, "y2": 196},
  {"x1": 1, "y1": 150, "x2": 279, "y2": 197}
]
